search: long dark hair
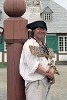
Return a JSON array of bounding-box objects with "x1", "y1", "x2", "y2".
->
[{"x1": 28, "y1": 30, "x2": 34, "y2": 38}]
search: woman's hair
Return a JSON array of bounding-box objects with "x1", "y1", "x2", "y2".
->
[{"x1": 28, "y1": 30, "x2": 34, "y2": 38}]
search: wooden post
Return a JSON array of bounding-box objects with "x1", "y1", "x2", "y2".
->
[{"x1": 3, "y1": 0, "x2": 28, "y2": 100}]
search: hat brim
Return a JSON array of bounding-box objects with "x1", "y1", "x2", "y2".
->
[{"x1": 26, "y1": 21, "x2": 47, "y2": 30}]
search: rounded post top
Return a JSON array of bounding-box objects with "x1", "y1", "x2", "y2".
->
[{"x1": 4, "y1": 0, "x2": 26, "y2": 17}]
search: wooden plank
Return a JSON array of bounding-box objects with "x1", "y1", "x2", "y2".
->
[{"x1": 7, "y1": 43, "x2": 25, "y2": 100}]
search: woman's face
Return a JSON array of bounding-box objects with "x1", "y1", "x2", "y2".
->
[{"x1": 33, "y1": 27, "x2": 47, "y2": 41}]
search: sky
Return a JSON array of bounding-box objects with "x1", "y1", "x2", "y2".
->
[{"x1": 53, "y1": 0, "x2": 67, "y2": 10}]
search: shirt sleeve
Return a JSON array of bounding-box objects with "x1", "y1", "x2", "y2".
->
[{"x1": 22, "y1": 42, "x2": 40, "y2": 74}]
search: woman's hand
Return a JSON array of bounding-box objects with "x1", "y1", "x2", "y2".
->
[
  {"x1": 45, "y1": 68, "x2": 55, "y2": 80},
  {"x1": 49, "y1": 67, "x2": 55, "y2": 76},
  {"x1": 50, "y1": 77, "x2": 55, "y2": 85}
]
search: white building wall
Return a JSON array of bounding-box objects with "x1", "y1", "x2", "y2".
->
[
  {"x1": 0, "y1": 52, "x2": 2, "y2": 62},
  {"x1": 23, "y1": 6, "x2": 41, "y2": 23},
  {"x1": 59, "y1": 55, "x2": 67, "y2": 61},
  {"x1": 4, "y1": 53, "x2": 7, "y2": 62},
  {"x1": 0, "y1": 0, "x2": 8, "y2": 27}
]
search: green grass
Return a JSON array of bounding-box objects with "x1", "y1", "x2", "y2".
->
[{"x1": 0, "y1": 63, "x2": 7, "y2": 68}]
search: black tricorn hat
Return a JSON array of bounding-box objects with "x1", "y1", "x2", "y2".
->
[{"x1": 26, "y1": 20, "x2": 47, "y2": 30}]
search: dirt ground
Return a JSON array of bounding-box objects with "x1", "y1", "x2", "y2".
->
[
  {"x1": 0, "y1": 65, "x2": 67, "y2": 100},
  {"x1": 0, "y1": 68, "x2": 7, "y2": 100}
]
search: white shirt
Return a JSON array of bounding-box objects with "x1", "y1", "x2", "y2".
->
[{"x1": 19, "y1": 38, "x2": 50, "y2": 86}]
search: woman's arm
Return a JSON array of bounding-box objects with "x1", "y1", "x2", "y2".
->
[{"x1": 36, "y1": 64, "x2": 54, "y2": 80}]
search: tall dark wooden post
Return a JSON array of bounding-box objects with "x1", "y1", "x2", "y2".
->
[{"x1": 3, "y1": 0, "x2": 28, "y2": 100}]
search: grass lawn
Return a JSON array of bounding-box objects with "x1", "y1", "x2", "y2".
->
[{"x1": 0, "y1": 63, "x2": 7, "y2": 68}]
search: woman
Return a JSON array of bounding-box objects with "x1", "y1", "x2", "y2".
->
[{"x1": 19, "y1": 20, "x2": 55, "y2": 100}]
